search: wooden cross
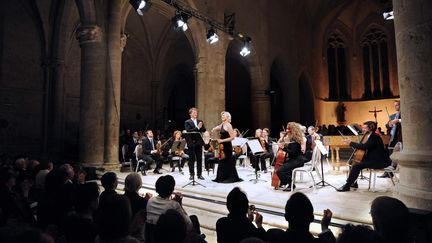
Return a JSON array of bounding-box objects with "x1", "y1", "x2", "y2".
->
[{"x1": 369, "y1": 106, "x2": 382, "y2": 123}]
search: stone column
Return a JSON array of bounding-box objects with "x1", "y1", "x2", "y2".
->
[
  {"x1": 250, "y1": 65, "x2": 271, "y2": 128},
  {"x1": 392, "y1": 0, "x2": 432, "y2": 210},
  {"x1": 103, "y1": 0, "x2": 125, "y2": 170},
  {"x1": 76, "y1": 25, "x2": 107, "y2": 167},
  {"x1": 196, "y1": 41, "x2": 228, "y2": 131}
]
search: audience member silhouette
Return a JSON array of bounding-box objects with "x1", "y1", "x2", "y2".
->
[
  {"x1": 266, "y1": 192, "x2": 335, "y2": 243},
  {"x1": 154, "y1": 209, "x2": 187, "y2": 243},
  {"x1": 99, "y1": 172, "x2": 118, "y2": 208},
  {"x1": 96, "y1": 194, "x2": 139, "y2": 243},
  {"x1": 370, "y1": 196, "x2": 411, "y2": 243},
  {"x1": 63, "y1": 182, "x2": 99, "y2": 243},
  {"x1": 216, "y1": 187, "x2": 266, "y2": 243},
  {"x1": 336, "y1": 224, "x2": 384, "y2": 243},
  {"x1": 123, "y1": 173, "x2": 151, "y2": 218}
]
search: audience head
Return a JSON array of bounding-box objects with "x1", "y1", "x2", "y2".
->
[
  {"x1": 155, "y1": 175, "x2": 175, "y2": 198},
  {"x1": 124, "y1": 172, "x2": 142, "y2": 193},
  {"x1": 39, "y1": 160, "x2": 53, "y2": 171},
  {"x1": 370, "y1": 196, "x2": 411, "y2": 243},
  {"x1": 59, "y1": 163, "x2": 74, "y2": 181},
  {"x1": 337, "y1": 224, "x2": 384, "y2": 243},
  {"x1": 155, "y1": 209, "x2": 187, "y2": 243},
  {"x1": 101, "y1": 172, "x2": 118, "y2": 191},
  {"x1": 226, "y1": 187, "x2": 249, "y2": 216},
  {"x1": 97, "y1": 194, "x2": 132, "y2": 240},
  {"x1": 284, "y1": 192, "x2": 314, "y2": 230},
  {"x1": 75, "y1": 182, "x2": 99, "y2": 213}
]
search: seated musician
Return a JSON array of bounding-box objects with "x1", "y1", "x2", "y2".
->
[
  {"x1": 203, "y1": 131, "x2": 217, "y2": 172},
  {"x1": 276, "y1": 122, "x2": 303, "y2": 191},
  {"x1": 232, "y1": 128, "x2": 245, "y2": 166},
  {"x1": 337, "y1": 121, "x2": 391, "y2": 192},
  {"x1": 167, "y1": 130, "x2": 189, "y2": 172},
  {"x1": 262, "y1": 128, "x2": 275, "y2": 167},
  {"x1": 250, "y1": 129, "x2": 269, "y2": 173},
  {"x1": 297, "y1": 126, "x2": 313, "y2": 164},
  {"x1": 143, "y1": 130, "x2": 163, "y2": 174}
]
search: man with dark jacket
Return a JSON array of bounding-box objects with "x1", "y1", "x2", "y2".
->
[
  {"x1": 184, "y1": 107, "x2": 206, "y2": 180},
  {"x1": 337, "y1": 121, "x2": 391, "y2": 192}
]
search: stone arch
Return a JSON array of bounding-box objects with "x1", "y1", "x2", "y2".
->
[
  {"x1": 269, "y1": 57, "x2": 289, "y2": 136},
  {"x1": 298, "y1": 72, "x2": 315, "y2": 126},
  {"x1": 225, "y1": 40, "x2": 252, "y2": 132}
]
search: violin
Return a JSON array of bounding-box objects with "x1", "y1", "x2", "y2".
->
[
  {"x1": 157, "y1": 137, "x2": 172, "y2": 156},
  {"x1": 219, "y1": 143, "x2": 225, "y2": 160}
]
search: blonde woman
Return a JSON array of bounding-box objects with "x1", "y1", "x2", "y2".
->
[
  {"x1": 276, "y1": 122, "x2": 303, "y2": 191},
  {"x1": 211, "y1": 111, "x2": 242, "y2": 183}
]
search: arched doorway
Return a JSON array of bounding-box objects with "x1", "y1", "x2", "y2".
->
[
  {"x1": 225, "y1": 42, "x2": 252, "y2": 133},
  {"x1": 165, "y1": 64, "x2": 195, "y2": 132},
  {"x1": 299, "y1": 73, "x2": 315, "y2": 126},
  {"x1": 270, "y1": 61, "x2": 285, "y2": 137}
]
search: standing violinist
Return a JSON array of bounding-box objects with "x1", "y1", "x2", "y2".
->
[
  {"x1": 167, "y1": 130, "x2": 189, "y2": 172},
  {"x1": 337, "y1": 121, "x2": 391, "y2": 192},
  {"x1": 143, "y1": 130, "x2": 163, "y2": 174},
  {"x1": 211, "y1": 111, "x2": 242, "y2": 183}
]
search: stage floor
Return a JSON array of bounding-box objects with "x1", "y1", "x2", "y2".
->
[{"x1": 113, "y1": 159, "x2": 395, "y2": 242}]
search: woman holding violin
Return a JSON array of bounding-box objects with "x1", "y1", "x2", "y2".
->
[
  {"x1": 275, "y1": 122, "x2": 303, "y2": 191},
  {"x1": 211, "y1": 111, "x2": 242, "y2": 183},
  {"x1": 166, "y1": 130, "x2": 189, "y2": 172},
  {"x1": 337, "y1": 121, "x2": 391, "y2": 192}
]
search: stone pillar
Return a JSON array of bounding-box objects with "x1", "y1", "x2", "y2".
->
[
  {"x1": 103, "y1": 0, "x2": 125, "y2": 170},
  {"x1": 392, "y1": 0, "x2": 432, "y2": 210},
  {"x1": 76, "y1": 24, "x2": 106, "y2": 167},
  {"x1": 250, "y1": 65, "x2": 271, "y2": 128},
  {"x1": 196, "y1": 41, "x2": 228, "y2": 131}
]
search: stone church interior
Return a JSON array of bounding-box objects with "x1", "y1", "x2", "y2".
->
[{"x1": 1, "y1": 0, "x2": 431, "y2": 242}]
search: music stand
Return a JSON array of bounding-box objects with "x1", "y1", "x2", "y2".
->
[
  {"x1": 170, "y1": 140, "x2": 186, "y2": 175},
  {"x1": 247, "y1": 139, "x2": 266, "y2": 183},
  {"x1": 314, "y1": 140, "x2": 336, "y2": 189},
  {"x1": 182, "y1": 132, "x2": 206, "y2": 188}
]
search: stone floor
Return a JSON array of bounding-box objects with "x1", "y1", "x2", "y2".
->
[{"x1": 114, "y1": 159, "x2": 396, "y2": 243}]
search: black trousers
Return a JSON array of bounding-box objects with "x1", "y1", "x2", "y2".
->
[
  {"x1": 276, "y1": 159, "x2": 304, "y2": 186},
  {"x1": 188, "y1": 144, "x2": 203, "y2": 176},
  {"x1": 346, "y1": 162, "x2": 387, "y2": 185}
]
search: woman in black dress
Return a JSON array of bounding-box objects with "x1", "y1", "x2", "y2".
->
[{"x1": 211, "y1": 111, "x2": 243, "y2": 183}]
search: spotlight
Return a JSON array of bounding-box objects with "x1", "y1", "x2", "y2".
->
[
  {"x1": 383, "y1": 11, "x2": 394, "y2": 20},
  {"x1": 172, "y1": 13, "x2": 189, "y2": 31},
  {"x1": 240, "y1": 37, "x2": 251, "y2": 57},
  {"x1": 206, "y1": 28, "x2": 219, "y2": 44},
  {"x1": 129, "y1": 0, "x2": 151, "y2": 16}
]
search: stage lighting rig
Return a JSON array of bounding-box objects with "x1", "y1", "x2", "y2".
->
[
  {"x1": 129, "y1": 0, "x2": 151, "y2": 16},
  {"x1": 240, "y1": 37, "x2": 251, "y2": 57},
  {"x1": 172, "y1": 12, "x2": 189, "y2": 31},
  {"x1": 206, "y1": 28, "x2": 219, "y2": 44}
]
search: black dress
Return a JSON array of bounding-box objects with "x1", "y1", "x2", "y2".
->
[{"x1": 213, "y1": 126, "x2": 243, "y2": 183}]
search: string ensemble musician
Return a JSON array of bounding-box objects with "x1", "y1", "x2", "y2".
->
[
  {"x1": 211, "y1": 111, "x2": 243, "y2": 183},
  {"x1": 167, "y1": 130, "x2": 189, "y2": 172},
  {"x1": 275, "y1": 122, "x2": 303, "y2": 191},
  {"x1": 337, "y1": 121, "x2": 391, "y2": 192}
]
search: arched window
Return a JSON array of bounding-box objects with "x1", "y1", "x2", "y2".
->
[
  {"x1": 327, "y1": 32, "x2": 349, "y2": 100},
  {"x1": 361, "y1": 27, "x2": 391, "y2": 98}
]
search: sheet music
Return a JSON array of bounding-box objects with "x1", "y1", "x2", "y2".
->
[
  {"x1": 247, "y1": 139, "x2": 264, "y2": 154},
  {"x1": 232, "y1": 137, "x2": 248, "y2": 147},
  {"x1": 315, "y1": 140, "x2": 328, "y2": 155},
  {"x1": 347, "y1": 125, "x2": 359, "y2": 136}
]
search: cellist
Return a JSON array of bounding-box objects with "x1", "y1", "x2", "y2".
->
[{"x1": 337, "y1": 121, "x2": 391, "y2": 192}]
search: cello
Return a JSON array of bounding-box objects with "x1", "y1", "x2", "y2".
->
[{"x1": 271, "y1": 130, "x2": 287, "y2": 189}]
